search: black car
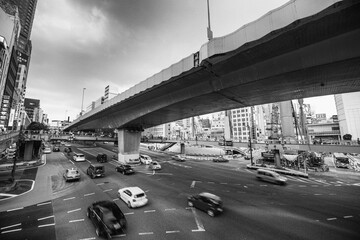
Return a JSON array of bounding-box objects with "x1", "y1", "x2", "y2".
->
[
  {"x1": 187, "y1": 192, "x2": 223, "y2": 217},
  {"x1": 53, "y1": 146, "x2": 60, "y2": 152},
  {"x1": 97, "y1": 153, "x2": 107, "y2": 163},
  {"x1": 115, "y1": 164, "x2": 135, "y2": 175},
  {"x1": 87, "y1": 200, "x2": 127, "y2": 238},
  {"x1": 64, "y1": 147, "x2": 72, "y2": 153},
  {"x1": 212, "y1": 156, "x2": 229, "y2": 162},
  {"x1": 87, "y1": 164, "x2": 105, "y2": 179}
]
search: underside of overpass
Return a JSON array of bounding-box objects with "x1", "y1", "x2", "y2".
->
[{"x1": 67, "y1": 1, "x2": 360, "y2": 132}]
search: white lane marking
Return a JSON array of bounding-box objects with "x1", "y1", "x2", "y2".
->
[
  {"x1": 344, "y1": 216, "x2": 353, "y2": 218},
  {"x1": 37, "y1": 215, "x2": 54, "y2": 221},
  {"x1": 337, "y1": 181, "x2": 345, "y2": 184},
  {"x1": 166, "y1": 230, "x2": 180, "y2": 233},
  {"x1": 244, "y1": 186, "x2": 248, "y2": 188},
  {"x1": 165, "y1": 208, "x2": 176, "y2": 211},
  {"x1": 84, "y1": 193, "x2": 95, "y2": 197},
  {"x1": 69, "y1": 160, "x2": 75, "y2": 165},
  {"x1": 79, "y1": 238, "x2": 96, "y2": 240},
  {"x1": 67, "y1": 208, "x2": 81, "y2": 213},
  {"x1": 103, "y1": 189, "x2": 112, "y2": 192},
  {"x1": 220, "y1": 183, "x2": 228, "y2": 185},
  {"x1": 144, "y1": 210, "x2": 156, "y2": 213},
  {"x1": 0, "y1": 193, "x2": 17, "y2": 197},
  {"x1": 1, "y1": 223, "x2": 21, "y2": 230},
  {"x1": 298, "y1": 185, "x2": 306, "y2": 187},
  {"x1": 145, "y1": 190, "x2": 150, "y2": 193},
  {"x1": 327, "y1": 218, "x2": 337, "y2": 221},
  {"x1": 63, "y1": 197, "x2": 75, "y2": 201},
  {"x1": 69, "y1": 219, "x2": 84, "y2": 223},
  {"x1": 245, "y1": 169, "x2": 254, "y2": 174},
  {"x1": 208, "y1": 181, "x2": 215, "y2": 184},
  {"x1": 113, "y1": 198, "x2": 120, "y2": 201},
  {"x1": 1, "y1": 228, "x2": 22, "y2": 234},
  {"x1": 7, "y1": 207, "x2": 23, "y2": 212},
  {"x1": 190, "y1": 181, "x2": 196, "y2": 188},
  {"x1": 190, "y1": 207, "x2": 205, "y2": 232},
  {"x1": 314, "y1": 194, "x2": 322, "y2": 196},
  {"x1": 97, "y1": 183, "x2": 105, "y2": 185},
  {"x1": 38, "y1": 223, "x2": 55, "y2": 228},
  {"x1": 86, "y1": 160, "x2": 91, "y2": 164},
  {"x1": 260, "y1": 185, "x2": 267, "y2": 187},
  {"x1": 37, "y1": 201, "x2": 51, "y2": 206},
  {"x1": 124, "y1": 212, "x2": 134, "y2": 215},
  {"x1": 139, "y1": 232, "x2": 153, "y2": 235}
]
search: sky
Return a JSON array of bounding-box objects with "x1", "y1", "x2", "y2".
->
[{"x1": 26, "y1": 0, "x2": 337, "y2": 122}]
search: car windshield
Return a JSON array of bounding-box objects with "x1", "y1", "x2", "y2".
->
[
  {"x1": 124, "y1": 165, "x2": 131, "y2": 169},
  {"x1": 69, "y1": 170, "x2": 79, "y2": 174},
  {"x1": 77, "y1": 154, "x2": 84, "y2": 157},
  {"x1": 135, "y1": 193, "x2": 145, "y2": 198}
]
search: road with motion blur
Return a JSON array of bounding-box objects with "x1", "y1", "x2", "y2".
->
[{"x1": 0, "y1": 142, "x2": 359, "y2": 240}]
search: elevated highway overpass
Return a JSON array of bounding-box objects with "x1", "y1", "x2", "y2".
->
[{"x1": 64, "y1": 0, "x2": 360, "y2": 163}]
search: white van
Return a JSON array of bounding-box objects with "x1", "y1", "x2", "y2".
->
[
  {"x1": 256, "y1": 169, "x2": 287, "y2": 185},
  {"x1": 73, "y1": 153, "x2": 86, "y2": 162}
]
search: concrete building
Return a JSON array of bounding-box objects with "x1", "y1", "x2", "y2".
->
[
  {"x1": 307, "y1": 122, "x2": 341, "y2": 142},
  {"x1": 335, "y1": 92, "x2": 360, "y2": 140},
  {"x1": 143, "y1": 123, "x2": 171, "y2": 139}
]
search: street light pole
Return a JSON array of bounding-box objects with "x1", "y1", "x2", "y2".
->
[
  {"x1": 206, "y1": 0, "x2": 213, "y2": 40},
  {"x1": 81, "y1": 88, "x2": 86, "y2": 115}
]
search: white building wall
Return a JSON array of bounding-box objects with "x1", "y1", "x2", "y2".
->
[{"x1": 335, "y1": 92, "x2": 360, "y2": 140}]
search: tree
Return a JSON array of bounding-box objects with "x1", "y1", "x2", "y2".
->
[
  {"x1": 343, "y1": 134, "x2": 352, "y2": 140},
  {"x1": 26, "y1": 122, "x2": 48, "y2": 131}
]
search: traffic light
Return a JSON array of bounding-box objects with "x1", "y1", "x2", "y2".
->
[{"x1": 6, "y1": 148, "x2": 16, "y2": 159}]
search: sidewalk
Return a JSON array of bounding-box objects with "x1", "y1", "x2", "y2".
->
[{"x1": 0, "y1": 155, "x2": 45, "y2": 195}]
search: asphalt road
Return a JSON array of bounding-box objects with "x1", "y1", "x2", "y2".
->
[{"x1": 0, "y1": 143, "x2": 359, "y2": 240}]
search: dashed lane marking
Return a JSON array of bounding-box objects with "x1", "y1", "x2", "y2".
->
[
  {"x1": 38, "y1": 223, "x2": 55, "y2": 228},
  {"x1": 37, "y1": 215, "x2": 54, "y2": 221},
  {"x1": 165, "y1": 208, "x2": 176, "y2": 211},
  {"x1": 1, "y1": 223, "x2": 21, "y2": 230},
  {"x1": 1, "y1": 228, "x2": 22, "y2": 234},
  {"x1": 344, "y1": 216, "x2": 353, "y2": 218},
  {"x1": 103, "y1": 189, "x2": 112, "y2": 192},
  {"x1": 37, "y1": 201, "x2": 51, "y2": 206},
  {"x1": 63, "y1": 197, "x2": 75, "y2": 201},
  {"x1": 69, "y1": 219, "x2": 84, "y2": 223},
  {"x1": 327, "y1": 218, "x2": 337, "y2": 221},
  {"x1": 7, "y1": 207, "x2": 23, "y2": 212},
  {"x1": 124, "y1": 212, "x2": 134, "y2": 215},
  {"x1": 67, "y1": 208, "x2": 81, "y2": 213},
  {"x1": 144, "y1": 210, "x2": 156, "y2": 213},
  {"x1": 166, "y1": 230, "x2": 180, "y2": 234},
  {"x1": 84, "y1": 193, "x2": 95, "y2": 197},
  {"x1": 139, "y1": 232, "x2": 153, "y2": 235}
]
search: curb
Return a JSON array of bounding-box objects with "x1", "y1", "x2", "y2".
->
[{"x1": 247, "y1": 164, "x2": 309, "y2": 178}]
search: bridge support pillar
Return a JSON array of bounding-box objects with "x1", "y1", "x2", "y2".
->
[
  {"x1": 117, "y1": 129, "x2": 141, "y2": 164},
  {"x1": 180, "y1": 143, "x2": 185, "y2": 154}
]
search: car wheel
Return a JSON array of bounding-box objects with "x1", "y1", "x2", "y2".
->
[
  {"x1": 207, "y1": 210, "x2": 215, "y2": 217},
  {"x1": 91, "y1": 174, "x2": 95, "y2": 179},
  {"x1": 188, "y1": 201, "x2": 193, "y2": 207},
  {"x1": 122, "y1": 171, "x2": 125, "y2": 175},
  {"x1": 127, "y1": 201, "x2": 132, "y2": 208},
  {"x1": 95, "y1": 227, "x2": 100, "y2": 237}
]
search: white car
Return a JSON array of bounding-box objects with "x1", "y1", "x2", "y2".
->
[
  {"x1": 256, "y1": 169, "x2": 287, "y2": 185},
  {"x1": 43, "y1": 147, "x2": 52, "y2": 154},
  {"x1": 140, "y1": 154, "x2": 152, "y2": 164},
  {"x1": 118, "y1": 187, "x2": 148, "y2": 208},
  {"x1": 150, "y1": 161, "x2": 161, "y2": 170},
  {"x1": 73, "y1": 153, "x2": 86, "y2": 162}
]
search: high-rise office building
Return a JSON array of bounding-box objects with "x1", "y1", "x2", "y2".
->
[
  {"x1": 24, "y1": 97, "x2": 39, "y2": 121},
  {"x1": 334, "y1": 92, "x2": 360, "y2": 140},
  {"x1": 1, "y1": 0, "x2": 37, "y2": 129}
]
